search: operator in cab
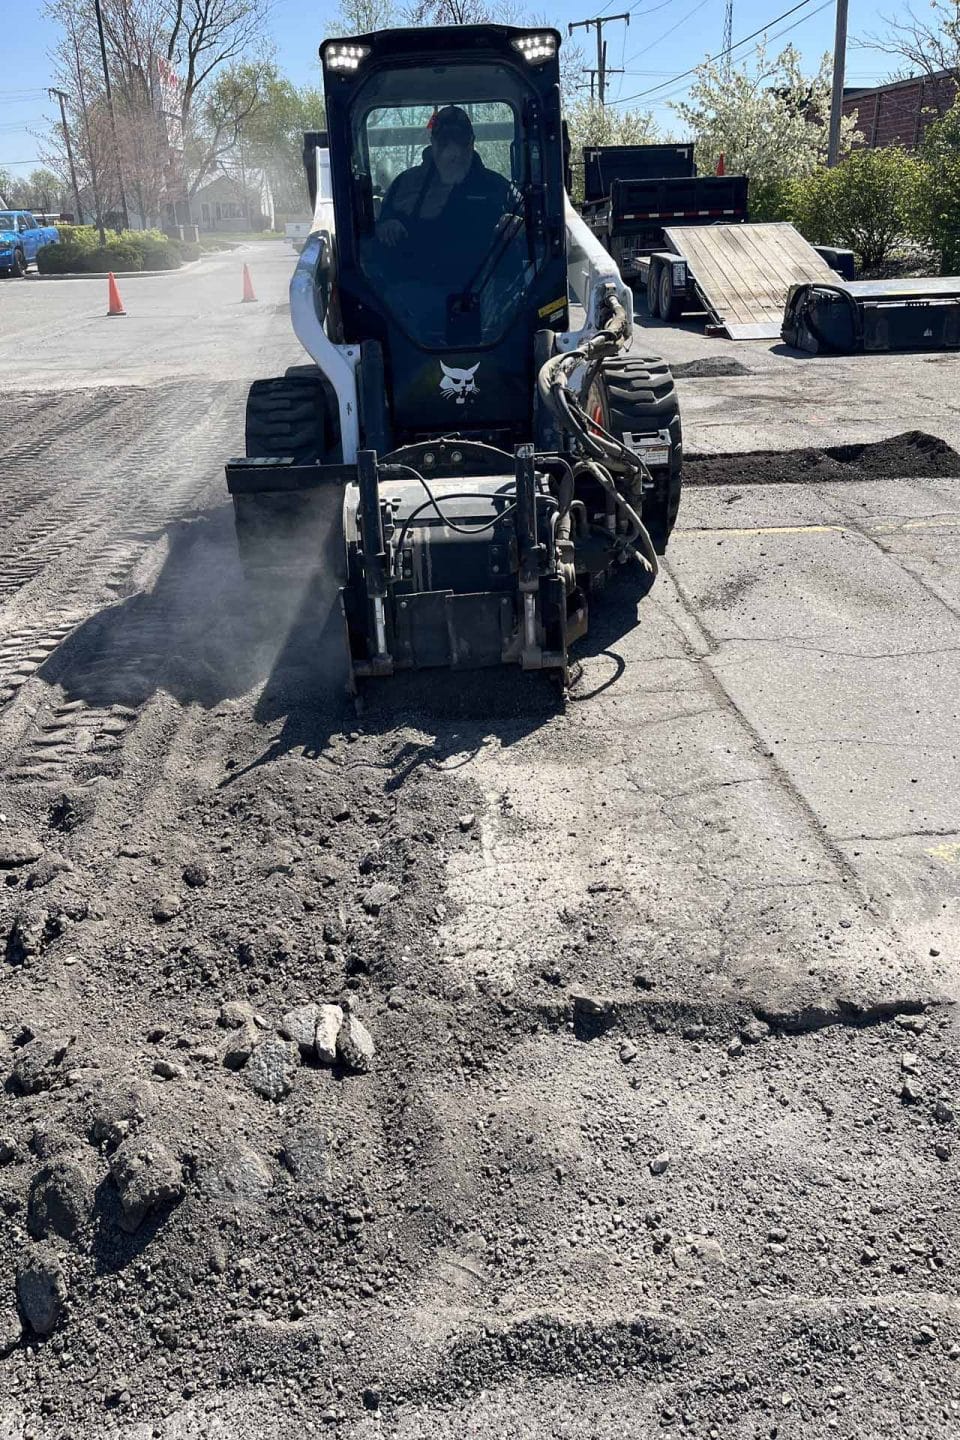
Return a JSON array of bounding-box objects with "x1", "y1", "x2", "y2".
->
[{"x1": 376, "y1": 104, "x2": 521, "y2": 281}]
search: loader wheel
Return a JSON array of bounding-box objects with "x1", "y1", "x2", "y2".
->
[
  {"x1": 245, "y1": 374, "x2": 327, "y2": 463},
  {"x1": 234, "y1": 373, "x2": 337, "y2": 589},
  {"x1": 599, "y1": 354, "x2": 682, "y2": 554}
]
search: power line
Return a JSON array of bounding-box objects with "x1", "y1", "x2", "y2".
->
[
  {"x1": 621, "y1": 0, "x2": 714, "y2": 70},
  {"x1": 617, "y1": 0, "x2": 832, "y2": 109},
  {"x1": 612, "y1": 0, "x2": 818, "y2": 103}
]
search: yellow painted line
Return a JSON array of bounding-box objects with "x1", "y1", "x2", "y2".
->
[
  {"x1": 928, "y1": 841, "x2": 960, "y2": 866},
  {"x1": 682, "y1": 515, "x2": 960, "y2": 541},
  {"x1": 681, "y1": 524, "x2": 844, "y2": 538},
  {"x1": 866, "y1": 515, "x2": 960, "y2": 536}
]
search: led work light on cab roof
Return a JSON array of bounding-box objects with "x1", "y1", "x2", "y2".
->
[
  {"x1": 324, "y1": 43, "x2": 371, "y2": 71},
  {"x1": 511, "y1": 33, "x2": 557, "y2": 61}
]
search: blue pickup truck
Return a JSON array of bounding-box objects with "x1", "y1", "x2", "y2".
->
[{"x1": 0, "y1": 210, "x2": 59, "y2": 277}]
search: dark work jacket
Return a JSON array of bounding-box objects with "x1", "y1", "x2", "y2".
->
[{"x1": 378, "y1": 153, "x2": 521, "y2": 283}]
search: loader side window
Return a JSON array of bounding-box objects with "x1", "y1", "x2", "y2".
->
[{"x1": 349, "y1": 63, "x2": 547, "y2": 350}]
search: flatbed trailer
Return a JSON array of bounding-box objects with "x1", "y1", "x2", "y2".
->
[{"x1": 638, "y1": 221, "x2": 854, "y2": 338}]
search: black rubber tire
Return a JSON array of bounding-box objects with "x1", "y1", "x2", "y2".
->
[
  {"x1": 245, "y1": 374, "x2": 327, "y2": 463},
  {"x1": 11, "y1": 249, "x2": 27, "y2": 279},
  {"x1": 599, "y1": 353, "x2": 682, "y2": 554},
  {"x1": 645, "y1": 263, "x2": 661, "y2": 318},
  {"x1": 658, "y1": 264, "x2": 683, "y2": 324},
  {"x1": 234, "y1": 373, "x2": 333, "y2": 587}
]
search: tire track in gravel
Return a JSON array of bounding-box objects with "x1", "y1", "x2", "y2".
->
[
  {"x1": 0, "y1": 380, "x2": 248, "y2": 744},
  {"x1": 0, "y1": 380, "x2": 251, "y2": 777}
]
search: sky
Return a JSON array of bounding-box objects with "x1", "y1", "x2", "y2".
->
[{"x1": 0, "y1": 0, "x2": 902, "y2": 181}]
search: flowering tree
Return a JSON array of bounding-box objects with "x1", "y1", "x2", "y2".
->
[
  {"x1": 564, "y1": 99, "x2": 660, "y2": 202},
  {"x1": 670, "y1": 43, "x2": 859, "y2": 186}
]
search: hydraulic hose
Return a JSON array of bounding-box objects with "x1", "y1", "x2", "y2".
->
[
  {"x1": 576, "y1": 460, "x2": 659, "y2": 579},
  {"x1": 536, "y1": 285, "x2": 659, "y2": 577}
]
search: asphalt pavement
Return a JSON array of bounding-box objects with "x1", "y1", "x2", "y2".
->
[{"x1": 0, "y1": 242, "x2": 300, "y2": 386}]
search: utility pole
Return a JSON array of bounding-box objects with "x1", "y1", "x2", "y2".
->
[
  {"x1": 581, "y1": 67, "x2": 624, "y2": 102},
  {"x1": 49, "y1": 87, "x2": 85, "y2": 224},
  {"x1": 92, "y1": 0, "x2": 131, "y2": 228},
  {"x1": 722, "y1": 0, "x2": 733, "y2": 79},
  {"x1": 568, "y1": 13, "x2": 630, "y2": 106},
  {"x1": 827, "y1": 0, "x2": 849, "y2": 166}
]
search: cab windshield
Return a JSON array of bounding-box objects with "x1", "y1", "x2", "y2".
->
[{"x1": 351, "y1": 63, "x2": 546, "y2": 349}]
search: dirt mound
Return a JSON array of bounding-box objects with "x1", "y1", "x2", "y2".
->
[
  {"x1": 671, "y1": 358, "x2": 750, "y2": 379},
  {"x1": 685, "y1": 430, "x2": 960, "y2": 486}
]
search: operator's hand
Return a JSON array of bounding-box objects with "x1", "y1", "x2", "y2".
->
[{"x1": 378, "y1": 218, "x2": 408, "y2": 247}]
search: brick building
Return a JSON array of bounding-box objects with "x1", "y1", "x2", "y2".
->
[{"x1": 842, "y1": 70, "x2": 957, "y2": 149}]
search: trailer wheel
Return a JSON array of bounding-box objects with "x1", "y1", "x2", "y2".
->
[
  {"x1": 645, "y1": 262, "x2": 661, "y2": 319},
  {"x1": 599, "y1": 354, "x2": 683, "y2": 555},
  {"x1": 658, "y1": 265, "x2": 683, "y2": 323}
]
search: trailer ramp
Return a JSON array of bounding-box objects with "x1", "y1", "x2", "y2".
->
[{"x1": 663, "y1": 221, "x2": 837, "y2": 339}]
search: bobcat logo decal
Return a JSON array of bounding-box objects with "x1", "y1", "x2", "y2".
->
[{"x1": 439, "y1": 362, "x2": 479, "y2": 405}]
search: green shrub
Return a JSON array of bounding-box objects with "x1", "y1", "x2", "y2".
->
[
  {"x1": 790, "y1": 148, "x2": 920, "y2": 269},
  {"x1": 907, "y1": 107, "x2": 960, "y2": 274},
  {"x1": 51, "y1": 223, "x2": 99, "y2": 251},
  {"x1": 89, "y1": 241, "x2": 144, "y2": 271},
  {"x1": 36, "y1": 240, "x2": 88, "y2": 273},
  {"x1": 114, "y1": 229, "x2": 181, "y2": 270},
  {"x1": 748, "y1": 176, "x2": 799, "y2": 223},
  {"x1": 36, "y1": 229, "x2": 188, "y2": 273}
]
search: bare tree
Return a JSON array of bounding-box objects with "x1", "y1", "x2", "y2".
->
[
  {"x1": 43, "y1": 0, "x2": 270, "y2": 225},
  {"x1": 188, "y1": 58, "x2": 272, "y2": 194},
  {"x1": 402, "y1": 0, "x2": 520, "y2": 21},
  {"x1": 862, "y1": 0, "x2": 960, "y2": 106},
  {"x1": 165, "y1": 0, "x2": 269, "y2": 119},
  {"x1": 330, "y1": 0, "x2": 397, "y2": 33}
]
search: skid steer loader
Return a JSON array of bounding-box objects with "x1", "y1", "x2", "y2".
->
[{"x1": 225, "y1": 24, "x2": 682, "y2": 690}]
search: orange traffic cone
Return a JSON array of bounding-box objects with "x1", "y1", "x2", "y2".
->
[
  {"x1": 716, "y1": 152, "x2": 726, "y2": 176},
  {"x1": 241, "y1": 263, "x2": 257, "y2": 303},
  {"x1": 106, "y1": 271, "x2": 126, "y2": 317}
]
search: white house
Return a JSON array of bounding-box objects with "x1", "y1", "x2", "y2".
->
[{"x1": 188, "y1": 170, "x2": 275, "y2": 233}]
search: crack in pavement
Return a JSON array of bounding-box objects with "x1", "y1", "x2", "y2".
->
[{"x1": 655, "y1": 561, "x2": 884, "y2": 908}]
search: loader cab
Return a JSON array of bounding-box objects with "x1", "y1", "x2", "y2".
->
[{"x1": 320, "y1": 25, "x2": 568, "y2": 449}]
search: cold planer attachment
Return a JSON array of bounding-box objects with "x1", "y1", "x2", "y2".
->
[{"x1": 783, "y1": 276, "x2": 960, "y2": 354}]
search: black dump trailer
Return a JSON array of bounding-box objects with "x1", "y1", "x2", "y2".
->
[{"x1": 581, "y1": 142, "x2": 748, "y2": 285}]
